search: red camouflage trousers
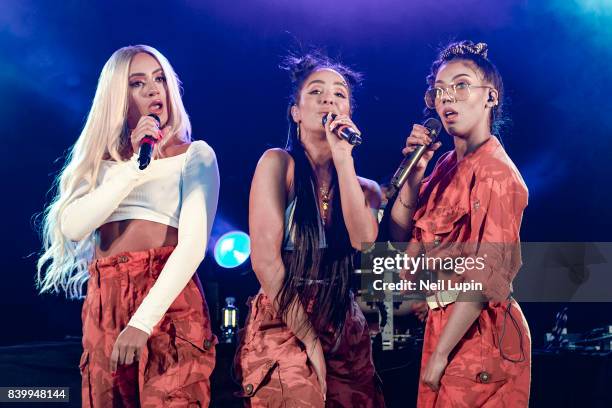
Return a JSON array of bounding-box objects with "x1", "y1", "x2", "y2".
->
[
  {"x1": 234, "y1": 292, "x2": 385, "y2": 408},
  {"x1": 79, "y1": 246, "x2": 217, "y2": 407},
  {"x1": 418, "y1": 299, "x2": 531, "y2": 407}
]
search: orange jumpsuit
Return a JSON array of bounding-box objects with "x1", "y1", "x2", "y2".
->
[
  {"x1": 409, "y1": 136, "x2": 531, "y2": 407},
  {"x1": 235, "y1": 177, "x2": 385, "y2": 407},
  {"x1": 234, "y1": 291, "x2": 385, "y2": 408},
  {"x1": 79, "y1": 246, "x2": 217, "y2": 407}
]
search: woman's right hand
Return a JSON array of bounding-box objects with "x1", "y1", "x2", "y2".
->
[
  {"x1": 130, "y1": 115, "x2": 163, "y2": 157},
  {"x1": 306, "y1": 337, "x2": 327, "y2": 400},
  {"x1": 409, "y1": 299, "x2": 429, "y2": 322},
  {"x1": 402, "y1": 124, "x2": 442, "y2": 190}
]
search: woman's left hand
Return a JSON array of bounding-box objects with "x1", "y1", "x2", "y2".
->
[
  {"x1": 409, "y1": 300, "x2": 430, "y2": 323},
  {"x1": 421, "y1": 351, "x2": 449, "y2": 392},
  {"x1": 152, "y1": 125, "x2": 174, "y2": 159},
  {"x1": 324, "y1": 113, "x2": 360, "y2": 162},
  {"x1": 110, "y1": 325, "x2": 149, "y2": 372}
]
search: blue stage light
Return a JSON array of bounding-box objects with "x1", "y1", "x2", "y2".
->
[{"x1": 214, "y1": 231, "x2": 251, "y2": 268}]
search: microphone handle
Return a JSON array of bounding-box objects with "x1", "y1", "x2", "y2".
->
[
  {"x1": 322, "y1": 114, "x2": 362, "y2": 146},
  {"x1": 339, "y1": 127, "x2": 362, "y2": 146},
  {"x1": 387, "y1": 117, "x2": 442, "y2": 199},
  {"x1": 387, "y1": 144, "x2": 428, "y2": 198},
  {"x1": 137, "y1": 113, "x2": 161, "y2": 170},
  {"x1": 138, "y1": 136, "x2": 156, "y2": 170}
]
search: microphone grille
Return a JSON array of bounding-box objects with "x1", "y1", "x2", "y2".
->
[
  {"x1": 423, "y1": 117, "x2": 442, "y2": 139},
  {"x1": 148, "y1": 113, "x2": 161, "y2": 125}
]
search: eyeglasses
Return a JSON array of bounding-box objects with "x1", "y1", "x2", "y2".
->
[{"x1": 424, "y1": 82, "x2": 492, "y2": 109}]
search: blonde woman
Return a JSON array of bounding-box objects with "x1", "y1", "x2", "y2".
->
[{"x1": 36, "y1": 45, "x2": 220, "y2": 406}]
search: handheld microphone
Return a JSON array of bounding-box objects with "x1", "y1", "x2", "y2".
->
[
  {"x1": 138, "y1": 113, "x2": 161, "y2": 170},
  {"x1": 387, "y1": 117, "x2": 442, "y2": 198},
  {"x1": 321, "y1": 114, "x2": 362, "y2": 146}
]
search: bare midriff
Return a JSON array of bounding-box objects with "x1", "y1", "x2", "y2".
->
[{"x1": 95, "y1": 220, "x2": 178, "y2": 259}]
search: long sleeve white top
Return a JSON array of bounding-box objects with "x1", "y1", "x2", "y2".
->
[{"x1": 60, "y1": 140, "x2": 220, "y2": 335}]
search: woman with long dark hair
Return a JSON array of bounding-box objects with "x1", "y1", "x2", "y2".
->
[
  {"x1": 389, "y1": 41, "x2": 531, "y2": 407},
  {"x1": 36, "y1": 45, "x2": 219, "y2": 406},
  {"x1": 235, "y1": 52, "x2": 385, "y2": 407}
]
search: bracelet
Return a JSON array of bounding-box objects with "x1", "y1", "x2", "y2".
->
[{"x1": 398, "y1": 192, "x2": 417, "y2": 210}]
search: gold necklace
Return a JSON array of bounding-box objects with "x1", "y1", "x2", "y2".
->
[{"x1": 319, "y1": 185, "x2": 330, "y2": 226}]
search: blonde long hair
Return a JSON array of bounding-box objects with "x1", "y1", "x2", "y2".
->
[{"x1": 36, "y1": 45, "x2": 191, "y2": 299}]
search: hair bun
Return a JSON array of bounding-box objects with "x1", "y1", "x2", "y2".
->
[
  {"x1": 440, "y1": 41, "x2": 489, "y2": 60},
  {"x1": 281, "y1": 53, "x2": 326, "y2": 84}
]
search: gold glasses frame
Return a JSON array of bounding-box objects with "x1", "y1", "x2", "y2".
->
[{"x1": 424, "y1": 83, "x2": 493, "y2": 109}]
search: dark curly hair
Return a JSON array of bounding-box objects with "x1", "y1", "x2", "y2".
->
[
  {"x1": 426, "y1": 40, "x2": 507, "y2": 135},
  {"x1": 276, "y1": 50, "x2": 362, "y2": 336},
  {"x1": 281, "y1": 50, "x2": 362, "y2": 108}
]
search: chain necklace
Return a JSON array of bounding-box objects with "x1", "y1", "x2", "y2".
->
[{"x1": 319, "y1": 184, "x2": 330, "y2": 226}]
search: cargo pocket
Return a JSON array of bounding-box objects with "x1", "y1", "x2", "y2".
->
[
  {"x1": 444, "y1": 346, "x2": 508, "y2": 384},
  {"x1": 79, "y1": 350, "x2": 92, "y2": 407},
  {"x1": 442, "y1": 320, "x2": 509, "y2": 404},
  {"x1": 173, "y1": 318, "x2": 217, "y2": 366},
  {"x1": 171, "y1": 316, "x2": 217, "y2": 354},
  {"x1": 235, "y1": 359, "x2": 279, "y2": 398},
  {"x1": 165, "y1": 319, "x2": 217, "y2": 397},
  {"x1": 415, "y1": 204, "x2": 469, "y2": 248},
  {"x1": 175, "y1": 330, "x2": 217, "y2": 357}
]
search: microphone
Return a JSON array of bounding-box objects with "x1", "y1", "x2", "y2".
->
[
  {"x1": 387, "y1": 117, "x2": 442, "y2": 198},
  {"x1": 138, "y1": 113, "x2": 161, "y2": 170},
  {"x1": 321, "y1": 113, "x2": 362, "y2": 146}
]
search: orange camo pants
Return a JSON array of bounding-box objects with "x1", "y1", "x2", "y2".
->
[
  {"x1": 234, "y1": 292, "x2": 386, "y2": 408},
  {"x1": 418, "y1": 299, "x2": 531, "y2": 407},
  {"x1": 79, "y1": 246, "x2": 217, "y2": 407}
]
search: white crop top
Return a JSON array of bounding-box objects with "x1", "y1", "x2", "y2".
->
[
  {"x1": 60, "y1": 140, "x2": 220, "y2": 335},
  {"x1": 99, "y1": 150, "x2": 185, "y2": 227}
]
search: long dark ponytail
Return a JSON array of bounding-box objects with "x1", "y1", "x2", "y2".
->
[{"x1": 276, "y1": 51, "x2": 362, "y2": 335}]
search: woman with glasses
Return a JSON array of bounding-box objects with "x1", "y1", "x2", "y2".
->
[
  {"x1": 36, "y1": 45, "x2": 219, "y2": 406},
  {"x1": 388, "y1": 41, "x2": 531, "y2": 407}
]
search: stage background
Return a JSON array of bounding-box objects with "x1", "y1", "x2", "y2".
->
[{"x1": 1, "y1": 0, "x2": 611, "y2": 405}]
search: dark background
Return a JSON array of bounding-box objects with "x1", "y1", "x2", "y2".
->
[{"x1": 1, "y1": 0, "x2": 611, "y2": 400}]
